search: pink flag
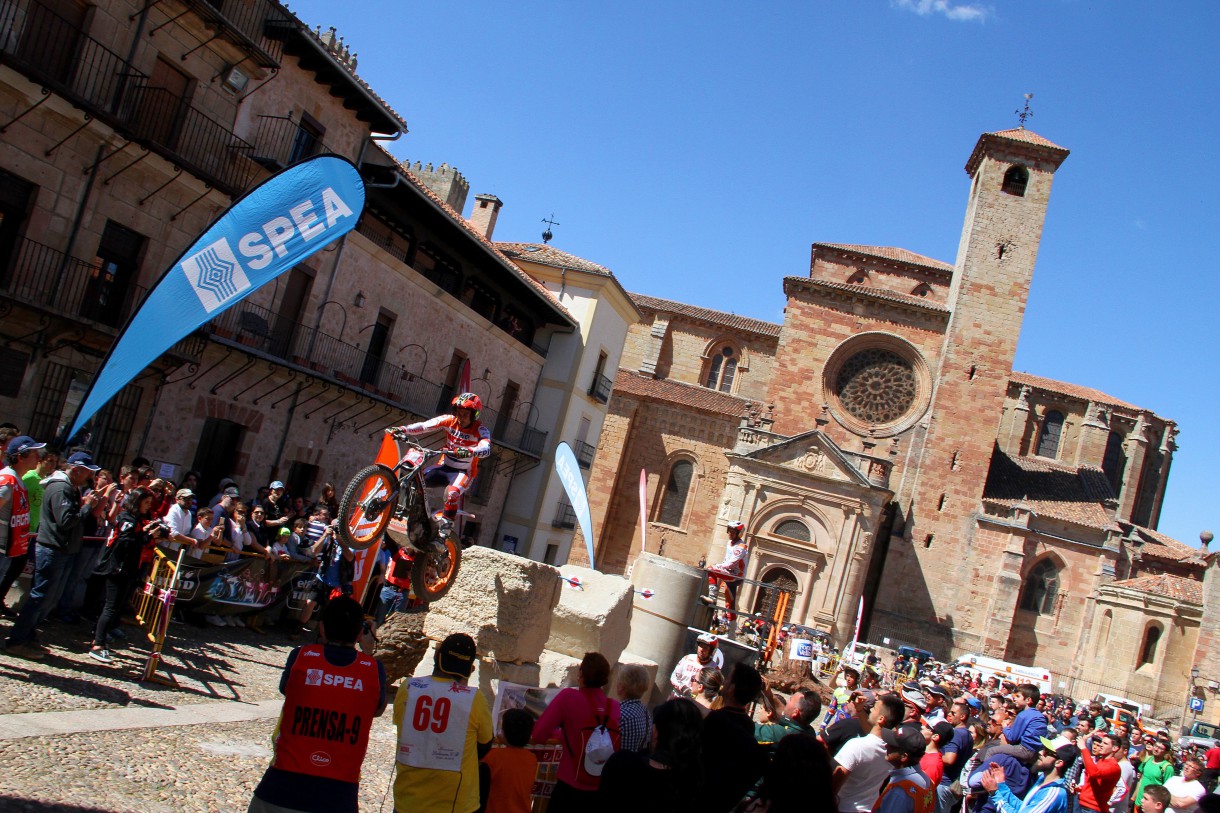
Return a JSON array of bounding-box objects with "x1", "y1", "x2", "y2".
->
[{"x1": 638, "y1": 469, "x2": 648, "y2": 553}]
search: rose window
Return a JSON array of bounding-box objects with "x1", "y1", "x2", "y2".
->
[{"x1": 834, "y1": 349, "x2": 917, "y2": 424}]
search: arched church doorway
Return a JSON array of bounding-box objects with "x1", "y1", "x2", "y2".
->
[{"x1": 752, "y1": 567, "x2": 799, "y2": 623}]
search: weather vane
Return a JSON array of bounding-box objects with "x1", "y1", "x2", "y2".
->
[
  {"x1": 541, "y1": 213, "x2": 560, "y2": 244},
  {"x1": 1016, "y1": 93, "x2": 1034, "y2": 128}
]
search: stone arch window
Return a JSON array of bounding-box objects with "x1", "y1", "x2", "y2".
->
[
  {"x1": 656, "y1": 458, "x2": 695, "y2": 527},
  {"x1": 703, "y1": 344, "x2": 739, "y2": 393},
  {"x1": 1018, "y1": 558, "x2": 1059, "y2": 615},
  {"x1": 1095, "y1": 609, "x2": 1113, "y2": 657},
  {"x1": 1138, "y1": 623, "x2": 1162, "y2": 667},
  {"x1": 1102, "y1": 431, "x2": 1127, "y2": 494},
  {"x1": 752, "y1": 567, "x2": 799, "y2": 623},
  {"x1": 1036, "y1": 410, "x2": 1064, "y2": 459},
  {"x1": 1002, "y1": 165, "x2": 1029, "y2": 197},
  {"x1": 911, "y1": 283, "x2": 931, "y2": 298},
  {"x1": 773, "y1": 519, "x2": 811, "y2": 543}
]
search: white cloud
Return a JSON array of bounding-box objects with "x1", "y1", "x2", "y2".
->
[{"x1": 894, "y1": 0, "x2": 990, "y2": 22}]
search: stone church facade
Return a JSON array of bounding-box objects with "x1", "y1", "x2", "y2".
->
[{"x1": 585, "y1": 127, "x2": 1208, "y2": 719}]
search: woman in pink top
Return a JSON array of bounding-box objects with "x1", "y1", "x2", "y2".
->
[{"x1": 532, "y1": 651, "x2": 622, "y2": 812}]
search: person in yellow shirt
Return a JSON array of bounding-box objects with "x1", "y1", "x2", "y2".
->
[{"x1": 392, "y1": 633, "x2": 493, "y2": 813}]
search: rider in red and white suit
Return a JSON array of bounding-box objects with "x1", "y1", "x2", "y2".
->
[
  {"x1": 391, "y1": 393, "x2": 491, "y2": 537},
  {"x1": 704, "y1": 521, "x2": 749, "y2": 622}
]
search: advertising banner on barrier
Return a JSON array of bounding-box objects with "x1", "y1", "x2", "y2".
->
[
  {"x1": 162, "y1": 551, "x2": 316, "y2": 616},
  {"x1": 68, "y1": 155, "x2": 365, "y2": 440}
]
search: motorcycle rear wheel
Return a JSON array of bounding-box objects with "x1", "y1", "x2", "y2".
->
[{"x1": 337, "y1": 464, "x2": 397, "y2": 551}]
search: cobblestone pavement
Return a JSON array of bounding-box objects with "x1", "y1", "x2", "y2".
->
[{"x1": 0, "y1": 606, "x2": 402, "y2": 812}]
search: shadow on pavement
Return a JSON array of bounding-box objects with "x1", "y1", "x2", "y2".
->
[{"x1": 0, "y1": 796, "x2": 113, "y2": 811}]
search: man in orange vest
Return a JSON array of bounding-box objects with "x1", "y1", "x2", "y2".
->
[
  {"x1": 250, "y1": 596, "x2": 385, "y2": 813},
  {"x1": 875, "y1": 723, "x2": 936, "y2": 813}
]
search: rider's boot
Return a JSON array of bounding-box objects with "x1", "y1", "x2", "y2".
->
[{"x1": 422, "y1": 512, "x2": 453, "y2": 555}]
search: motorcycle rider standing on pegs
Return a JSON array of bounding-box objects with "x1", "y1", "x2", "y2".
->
[{"x1": 388, "y1": 393, "x2": 491, "y2": 548}]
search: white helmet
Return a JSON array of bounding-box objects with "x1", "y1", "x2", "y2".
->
[{"x1": 727, "y1": 521, "x2": 745, "y2": 533}]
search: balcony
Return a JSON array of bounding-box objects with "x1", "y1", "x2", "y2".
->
[
  {"x1": 0, "y1": 0, "x2": 258, "y2": 196},
  {"x1": 552, "y1": 501, "x2": 577, "y2": 529},
  {"x1": 588, "y1": 372, "x2": 613, "y2": 404},
  {"x1": 124, "y1": 83, "x2": 256, "y2": 196},
  {"x1": 0, "y1": 237, "x2": 146, "y2": 329},
  {"x1": 184, "y1": 0, "x2": 291, "y2": 69},
  {"x1": 250, "y1": 114, "x2": 333, "y2": 170},
  {"x1": 574, "y1": 439, "x2": 596, "y2": 469},
  {"x1": 205, "y1": 300, "x2": 550, "y2": 456}
]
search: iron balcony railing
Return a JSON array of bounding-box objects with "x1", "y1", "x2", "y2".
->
[
  {"x1": 204, "y1": 300, "x2": 549, "y2": 456},
  {"x1": 552, "y1": 501, "x2": 577, "y2": 529},
  {"x1": 0, "y1": 237, "x2": 146, "y2": 329},
  {"x1": 0, "y1": 0, "x2": 258, "y2": 196},
  {"x1": 124, "y1": 83, "x2": 256, "y2": 195},
  {"x1": 589, "y1": 372, "x2": 613, "y2": 403},
  {"x1": 250, "y1": 114, "x2": 334, "y2": 169},
  {"x1": 574, "y1": 439, "x2": 596, "y2": 469},
  {"x1": 0, "y1": 0, "x2": 143, "y2": 124},
  {"x1": 187, "y1": 0, "x2": 290, "y2": 68}
]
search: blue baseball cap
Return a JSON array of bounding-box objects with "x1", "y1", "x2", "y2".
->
[
  {"x1": 6, "y1": 436, "x2": 45, "y2": 456},
  {"x1": 269, "y1": 480, "x2": 285, "y2": 490},
  {"x1": 66, "y1": 451, "x2": 101, "y2": 472}
]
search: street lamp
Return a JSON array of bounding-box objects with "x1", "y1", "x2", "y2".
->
[{"x1": 1189, "y1": 665, "x2": 1202, "y2": 733}]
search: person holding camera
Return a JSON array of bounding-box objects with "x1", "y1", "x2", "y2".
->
[{"x1": 89, "y1": 487, "x2": 163, "y2": 664}]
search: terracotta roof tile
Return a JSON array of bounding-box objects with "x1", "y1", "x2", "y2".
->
[
  {"x1": 612, "y1": 369, "x2": 754, "y2": 417},
  {"x1": 495, "y1": 243, "x2": 612, "y2": 276},
  {"x1": 983, "y1": 450, "x2": 1116, "y2": 530},
  {"x1": 629, "y1": 293, "x2": 782, "y2": 338},
  {"x1": 391, "y1": 164, "x2": 575, "y2": 327},
  {"x1": 1127, "y1": 525, "x2": 1206, "y2": 565},
  {"x1": 784, "y1": 276, "x2": 951, "y2": 315},
  {"x1": 1107, "y1": 573, "x2": 1202, "y2": 605},
  {"x1": 965, "y1": 128, "x2": 1070, "y2": 176},
  {"x1": 1009, "y1": 371, "x2": 1140, "y2": 411},
  {"x1": 813, "y1": 243, "x2": 954, "y2": 274},
  {"x1": 293, "y1": 19, "x2": 408, "y2": 133}
]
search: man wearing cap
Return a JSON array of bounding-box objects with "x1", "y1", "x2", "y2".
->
[
  {"x1": 902, "y1": 682, "x2": 930, "y2": 725},
  {"x1": 874, "y1": 722, "x2": 935, "y2": 813},
  {"x1": 979, "y1": 735, "x2": 1080, "y2": 813},
  {"x1": 262, "y1": 480, "x2": 295, "y2": 533},
  {"x1": 163, "y1": 488, "x2": 202, "y2": 558},
  {"x1": 669, "y1": 632, "x2": 724, "y2": 697},
  {"x1": 0, "y1": 436, "x2": 43, "y2": 591},
  {"x1": 825, "y1": 665, "x2": 862, "y2": 727},
  {"x1": 211, "y1": 486, "x2": 241, "y2": 532},
  {"x1": 5, "y1": 450, "x2": 100, "y2": 659},
  {"x1": 925, "y1": 685, "x2": 952, "y2": 725},
  {"x1": 393, "y1": 632, "x2": 492, "y2": 813},
  {"x1": 823, "y1": 689, "x2": 876, "y2": 756},
  {"x1": 250, "y1": 596, "x2": 384, "y2": 813}
]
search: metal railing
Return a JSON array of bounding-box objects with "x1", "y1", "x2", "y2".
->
[
  {"x1": 204, "y1": 300, "x2": 549, "y2": 455},
  {"x1": 124, "y1": 83, "x2": 256, "y2": 195},
  {"x1": 250, "y1": 114, "x2": 333, "y2": 169},
  {"x1": 186, "y1": 0, "x2": 289, "y2": 67},
  {"x1": 552, "y1": 501, "x2": 577, "y2": 529},
  {"x1": 0, "y1": 0, "x2": 143, "y2": 123},
  {"x1": 574, "y1": 439, "x2": 596, "y2": 469},
  {"x1": 0, "y1": 237, "x2": 146, "y2": 328},
  {"x1": 588, "y1": 372, "x2": 613, "y2": 403}
]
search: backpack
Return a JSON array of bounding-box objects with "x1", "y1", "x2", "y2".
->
[{"x1": 572, "y1": 692, "x2": 618, "y2": 783}]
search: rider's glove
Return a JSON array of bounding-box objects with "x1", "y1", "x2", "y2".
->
[
  {"x1": 387, "y1": 426, "x2": 408, "y2": 441},
  {"x1": 447, "y1": 447, "x2": 473, "y2": 459}
]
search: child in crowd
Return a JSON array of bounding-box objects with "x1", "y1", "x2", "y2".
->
[
  {"x1": 191, "y1": 506, "x2": 224, "y2": 562},
  {"x1": 480, "y1": 708, "x2": 538, "y2": 813},
  {"x1": 1140, "y1": 783, "x2": 1170, "y2": 813},
  {"x1": 283, "y1": 518, "x2": 316, "y2": 562}
]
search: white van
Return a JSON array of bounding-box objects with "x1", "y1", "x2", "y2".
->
[{"x1": 956, "y1": 653, "x2": 1054, "y2": 695}]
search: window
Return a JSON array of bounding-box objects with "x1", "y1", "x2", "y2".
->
[
  {"x1": 359, "y1": 311, "x2": 395, "y2": 386},
  {"x1": 703, "y1": 345, "x2": 738, "y2": 393},
  {"x1": 1002, "y1": 165, "x2": 1029, "y2": 196},
  {"x1": 1019, "y1": 559, "x2": 1059, "y2": 615},
  {"x1": 472, "y1": 455, "x2": 495, "y2": 502},
  {"x1": 84, "y1": 221, "x2": 145, "y2": 328},
  {"x1": 1036, "y1": 410, "x2": 1064, "y2": 459},
  {"x1": 656, "y1": 460, "x2": 693, "y2": 527},
  {"x1": 1102, "y1": 431, "x2": 1127, "y2": 494},
  {"x1": 1138, "y1": 624, "x2": 1161, "y2": 667},
  {"x1": 0, "y1": 167, "x2": 34, "y2": 283},
  {"x1": 773, "y1": 519, "x2": 810, "y2": 543},
  {"x1": 289, "y1": 113, "x2": 325, "y2": 164}
]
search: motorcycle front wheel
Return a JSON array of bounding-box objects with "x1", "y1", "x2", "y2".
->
[
  {"x1": 411, "y1": 534, "x2": 461, "y2": 603},
  {"x1": 337, "y1": 464, "x2": 397, "y2": 551}
]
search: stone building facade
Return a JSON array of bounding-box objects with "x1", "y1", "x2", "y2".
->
[
  {"x1": 0, "y1": 0, "x2": 581, "y2": 549},
  {"x1": 586, "y1": 127, "x2": 1209, "y2": 720}
]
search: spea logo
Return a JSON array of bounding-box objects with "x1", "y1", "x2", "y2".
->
[
  {"x1": 305, "y1": 668, "x2": 324, "y2": 686},
  {"x1": 181, "y1": 238, "x2": 252, "y2": 313}
]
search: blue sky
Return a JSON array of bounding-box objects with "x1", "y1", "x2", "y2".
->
[{"x1": 287, "y1": 0, "x2": 1219, "y2": 547}]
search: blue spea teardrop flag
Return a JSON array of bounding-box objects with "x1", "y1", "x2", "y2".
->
[
  {"x1": 68, "y1": 155, "x2": 366, "y2": 440},
  {"x1": 555, "y1": 441, "x2": 597, "y2": 568}
]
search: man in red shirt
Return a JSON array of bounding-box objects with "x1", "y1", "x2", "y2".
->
[
  {"x1": 1203, "y1": 740, "x2": 1220, "y2": 793},
  {"x1": 1077, "y1": 732, "x2": 1124, "y2": 813}
]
